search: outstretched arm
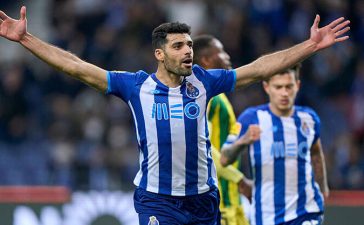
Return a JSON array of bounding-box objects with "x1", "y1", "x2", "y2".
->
[
  {"x1": 234, "y1": 15, "x2": 350, "y2": 88},
  {"x1": 311, "y1": 138, "x2": 329, "y2": 199},
  {"x1": 0, "y1": 6, "x2": 107, "y2": 92}
]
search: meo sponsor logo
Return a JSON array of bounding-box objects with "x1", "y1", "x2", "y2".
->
[
  {"x1": 152, "y1": 103, "x2": 200, "y2": 120},
  {"x1": 271, "y1": 141, "x2": 308, "y2": 159}
]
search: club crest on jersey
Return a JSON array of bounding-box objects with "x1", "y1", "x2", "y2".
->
[
  {"x1": 186, "y1": 81, "x2": 199, "y2": 98},
  {"x1": 300, "y1": 121, "x2": 311, "y2": 137},
  {"x1": 148, "y1": 216, "x2": 159, "y2": 225}
]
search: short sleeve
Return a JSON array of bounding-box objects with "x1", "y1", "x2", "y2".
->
[
  {"x1": 106, "y1": 71, "x2": 137, "y2": 102},
  {"x1": 206, "y1": 69, "x2": 236, "y2": 97},
  {"x1": 237, "y1": 108, "x2": 256, "y2": 138},
  {"x1": 311, "y1": 110, "x2": 321, "y2": 144}
]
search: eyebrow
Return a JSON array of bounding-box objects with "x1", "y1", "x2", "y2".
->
[{"x1": 171, "y1": 40, "x2": 193, "y2": 46}]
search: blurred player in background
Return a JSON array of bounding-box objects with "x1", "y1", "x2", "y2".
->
[
  {"x1": 194, "y1": 34, "x2": 250, "y2": 225},
  {"x1": 0, "y1": 6, "x2": 347, "y2": 224},
  {"x1": 221, "y1": 65, "x2": 329, "y2": 225}
]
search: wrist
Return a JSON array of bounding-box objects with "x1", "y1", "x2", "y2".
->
[
  {"x1": 19, "y1": 32, "x2": 31, "y2": 45},
  {"x1": 305, "y1": 39, "x2": 319, "y2": 53},
  {"x1": 236, "y1": 136, "x2": 249, "y2": 147}
]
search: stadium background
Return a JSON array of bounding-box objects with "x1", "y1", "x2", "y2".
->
[{"x1": 0, "y1": 0, "x2": 363, "y2": 224}]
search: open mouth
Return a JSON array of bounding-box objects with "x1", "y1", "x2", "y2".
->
[{"x1": 182, "y1": 58, "x2": 193, "y2": 67}]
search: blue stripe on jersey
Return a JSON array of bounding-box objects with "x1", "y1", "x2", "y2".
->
[
  {"x1": 252, "y1": 113, "x2": 264, "y2": 225},
  {"x1": 312, "y1": 172, "x2": 324, "y2": 211},
  {"x1": 254, "y1": 141, "x2": 263, "y2": 225},
  {"x1": 294, "y1": 114, "x2": 308, "y2": 216},
  {"x1": 130, "y1": 81, "x2": 149, "y2": 189},
  {"x1": 307, "y1": 114, "x2": 325, "y2": 212},
  {"x1": 154, "y1": 87, "x2": 172, "y2": 195},
  {"x1": 271, "y1": 115, "x2": 286, "y2": 224},
  {"x1": 205, "y1": 113, "x2": 214, "y2": 188},
  {"x1": 183, "y1": 89, "x2": 199, "y2": 195}
]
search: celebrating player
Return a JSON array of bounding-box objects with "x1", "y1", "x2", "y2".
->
[
  {"x1": 221, "y1": 65, "x2": 329, "y2": 225},
  {"x1": 0, "y1": 6, "x2": 347, "y2": 224}
]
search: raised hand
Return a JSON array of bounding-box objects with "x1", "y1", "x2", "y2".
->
[
  {"x1": 0, "y1": 6, "x2": 27, "y2": 42},
  {"x1": 237, "y1": 124, "x2": 261, "y2": 146},
  {"x1": 310, "y1": 15, "x2": 350, "y2": 51}
]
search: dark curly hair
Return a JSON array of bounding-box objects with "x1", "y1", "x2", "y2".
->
[{"x1": 152, "y1": 22, "x2": 191, "y2": 50}]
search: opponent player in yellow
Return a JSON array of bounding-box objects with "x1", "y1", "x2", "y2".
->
[{"x1": 194, "y1": 34, "x2": 251, "y2": 225}]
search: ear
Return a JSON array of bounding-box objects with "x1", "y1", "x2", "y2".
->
[
  {"x1": 198, "y1": 55, "x2": 213, "y2": 68},
  {"x1": 263, "y1": 81, "x2": 269, "y2": 94},
  {"x1": 296, "y1": 79, "x2": 301, "y2": 91},
  {"x1": 200, "y1": 56, "x2": 211, "y2": 68},
  {"x1": 155, "y1": 49, "x2": 164, "y2": 62}
]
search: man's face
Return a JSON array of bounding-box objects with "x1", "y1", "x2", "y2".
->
[
  {"x1": 207, "y1": 39, "x2": 232, "y2": 69},
  {"x1": 263, "y1": 72, "x2": 300, "y2": 116},
  {"x1": 161, "y1": 33, "x2": 193, "y2": 77}
]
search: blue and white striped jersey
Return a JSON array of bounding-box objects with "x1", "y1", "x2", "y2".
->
[
  {"x1": 106, "y1": 65, "x2": 236, "y2": 196},
  {"x1": 237, "y1": 104, "x2": 324, "y2": 225}
]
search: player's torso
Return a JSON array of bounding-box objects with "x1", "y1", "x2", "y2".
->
[
  {"x1": 250, "y1": 107, "x2": 317, "y2": 180},
  {"x1": 248, "y1": 106, "x2": 323, "y2": 225},
  {"x1": 130, "y1": 73, "x2": 215, "y2": 195}
]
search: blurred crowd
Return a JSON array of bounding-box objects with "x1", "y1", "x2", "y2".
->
[{"x1": 0, "y1": 0, "x2": 363, "y2": 191}]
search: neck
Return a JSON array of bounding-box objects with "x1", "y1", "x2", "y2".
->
[
  {"x1": 269, "y1": 103, "x2": 294, "y2": 117},
  {"x1": 155, "y1": 64, "x2": 184, "y2": 88}
]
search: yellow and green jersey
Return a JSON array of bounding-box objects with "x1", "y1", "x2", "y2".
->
[{"x1": 207, "y1": 93, "x2": 242, "y2": 208}]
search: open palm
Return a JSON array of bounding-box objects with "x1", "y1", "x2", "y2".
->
[
  {"x1": 0, "y1": 6, "x2": 27, "y2": 42},
  {"x1": 310, "y1": 15, "x2": 350, "y2": 50}
]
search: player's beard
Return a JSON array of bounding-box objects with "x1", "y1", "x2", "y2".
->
[{"x1": 164, "y1": 55, "x2": 192, "y2": 77}]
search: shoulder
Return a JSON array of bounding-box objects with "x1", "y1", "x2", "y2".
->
[
  {"x1": 240, "y1": 104, "x2": 268, "y2": 117},
  {"x1": 209, "y1": 94, "x2": 230, "y2": 112},
  {"x1": 296, "y1": 105, "x2": 320, "y2": 122},
  {"x1": 192, "y1": 64, "x2": 233, "y2": 77},
  {"x1": 237, "y1": 104, "x2": 267, "y2": 124},
  {"x1": 108, "y1": 70, "x2": 149, "y2": 78},
  {"x1": 192, "y1": 64, "x2": 206, "y2": 72},
  {"x1": 211, "y1": 94, "x2": 224, "y2": 104},
  {"x1": 192, "y1": 64, "x2": 206, "y2": 75},
  {"x1": 110, "y1": 70, "x2": 151, "y2": 84},
  {"x1": 208, "y1": 95, "x2": 222, "y2": 115}
]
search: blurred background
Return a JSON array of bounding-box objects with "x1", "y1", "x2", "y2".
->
[{"x1": 0, "y1": 0, "x2": 363, "y2": 193}]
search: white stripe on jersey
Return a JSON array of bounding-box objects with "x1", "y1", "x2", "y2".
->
[
  {"x1": 297, "y1": 111, "x2": 321, "y2": 213},
  {"x1": 187, "y1": 75, "x2": 210, "y2": 194},
  {"x1": 281, "y1": 117, "x2": 298, "y2": 222},
  {"x1": 130, "y1": 101, "x2": 143, "y2": 186},
  {"x1": 256, "y1": 110, "x2": 275, "y2": 225},
  {"x1": 140, "y1": 77, "x2": 159, "y2": 193},
  {"x1": 168, "y1": 87, "x2": 186, "y2": 195}
]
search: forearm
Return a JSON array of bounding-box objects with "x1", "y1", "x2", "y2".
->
[
  {"x1": 19, "y1": 33, "x2": 107, "y2": 91},
  {"x1": 235, "y1": 39, "x2": 318, "y2": 88},
  {"x1": 212, "y1": 148, "x2": 244, "y2": 183},
  {"x1": 311, "y1": 150, "x2": 329, "y2": 194},
  {"x1": 220, "y1": 142, "x2": 246, "y2": 167}
]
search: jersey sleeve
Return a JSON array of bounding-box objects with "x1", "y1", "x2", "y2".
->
[
  {"x1": 206, "y1": 69, "x2": 236, "y2": 97},
  {"x1": 310, "y1": 109, "x2": 321, "y2": 144},
  {"x1": 105, "y1": 71, "x2": 137, "y2": 102},
  {"x1": 237, "y1": 108, "x2": 256, "y2": 137}
]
